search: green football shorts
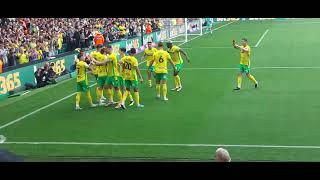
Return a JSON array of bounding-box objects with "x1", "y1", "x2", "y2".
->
[
  {"x1": 76, "y1": 80, "x2": 90, "y2": 92},
  {"x1": 124, "y1": 80, "x2": 139, "y2": 89},
  {"x1": 155, "y1": 73, "x2": 168, "y2": 81},
  {"x1": 239, "y1": 64, "x2": 250, "y2": 74},
  {"x1": 97, "y1": 76, "x2": 108, "y2": 88},
  {"x1": 118, "y1": 77, "x2": 125, "y2": 87},
  {"x1": 175, "y1": 63, "x2": 183, "y2": 72},
  {"x1": 106, "y1": 76, "x2": 120, "y2": 87}
]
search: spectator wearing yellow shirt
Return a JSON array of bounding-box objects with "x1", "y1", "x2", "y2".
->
[
  {"x1": 29, "y1": 38, "x2": 37, "y2": 49},
  {"x1": 36, "y1": 46, "x2": 43, "y2": 60},
  {"x1": 57, "y1": 34, "x2": 63, "y2": 51},
  {"x1": 156, "y1": 20, "x2": 163, "y2": 30},
  {"x1": 118, "y1": 23, "x2": 126, "y2": 39},
  {"x1": 43, "y1": 40, "x2": 49, "y2": 58},
  {"x1": 17, "y1": 47, "x2": 29, "y2": 64}
]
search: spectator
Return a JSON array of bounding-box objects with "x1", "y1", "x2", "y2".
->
[
  {"x1": 48, "y1": 37, "x2": 57, "y2": 56},
  {"x1": 118, "y1": 22, "x2": 126, "y2": 39},
  {"x1": 146, "y1": 22, "x2": 152, "y2": 34},
  {"x1": 7, "y1": 48, "x2": 17, "y2": 67},
  {"x1": 0, "y1": 59, "x2": 2, "y2": 73},
  {"x1": 36, "y1": 46, "x2": 43, "y2": 60},
  {"x1": 0, "y1": 44, "x2": 8, "y2": 66},
  {"x1": 44, "y1": 62, "x2": 57, "y2": 84},
  {"x1": 94, "y1": 32, "x2": 104, "y2": 47},
  {"x1": 0, "y1": 18, "x2": 165, "y2": 70},
  {"x1": 215, "y1": 148, "x2": 231, "y2": 162},
  {"x1": 84, "y1": 28, "x2": 92, "y2": 49},
  {"x1": 0, "y1": 148, "x2": 23, "y2": 162},
  {"x1": 73, "y1": 27, "x2": 80, "y2": 49},
  {"x1": 29, "y1": 37, "x2": 37, "y2": 49},
  {"x1": 28, "y1": 47, "x2": 39, "y2": 61},
  {"x1": 16, "y1": 47, "x2": 29, "y2": 64},
  {"x1": 80, "y1": 30, "x2": 86, "y2": 49},
  {"x1": 42, "y1": 39, "x2": 49, "y2": 59},
  {"x1": 34, "y1": 66, "x2": 48, "y2": 88},
  {"x1": 57, "y1": 31, "x2": 64, "y2": 53}
]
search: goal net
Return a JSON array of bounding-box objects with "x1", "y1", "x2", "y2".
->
[{"x1": 158, "y1": 18, "x2": 203, "y2": 44}]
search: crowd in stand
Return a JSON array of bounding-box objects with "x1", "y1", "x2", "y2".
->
[{"x1": 0, "y1": 18, "x2": 163, "y2": 71}]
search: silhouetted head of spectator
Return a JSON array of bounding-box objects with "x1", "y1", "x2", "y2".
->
[
  {"x1": 215, "y1": 148, "x2": 231, "y2": 162},
  {"x1": 129, "y1": 48, "x2": 136, "y2": 55},
  {"x1": 0, "y1": 149, "x2": 23, "y2": 162}
]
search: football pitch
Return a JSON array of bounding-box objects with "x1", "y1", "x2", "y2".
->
[{"x1": 2, "y1": 18, "x2": 320, "y2": 161}]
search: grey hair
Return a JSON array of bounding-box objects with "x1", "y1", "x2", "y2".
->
[{"x1": 216, "y1": 148, "x2": 231, "y2": 162}]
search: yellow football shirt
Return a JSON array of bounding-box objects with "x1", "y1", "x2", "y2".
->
[
  {"x1": 17, "y1": 53, "x2": 29, "y2": 64},
  {"x1": 119, "y1": 56, "x2": 125, "y2": 78},
  {"x1": 167, "y1": 45, "x2": 183, "y2": 64},
  {"x1": 239, "y1": 45, "x2": 251, "y2": 66},
  {"x1": 106, "y1": 53, "x2": 119, "y2": 77},
  {"x1": 96, "y1": 53, "x2": 108, "y2": 77},
  {"x1": 122, "y1": 56, "x2": 138, "y2": 81},
  {"x1": 90, "y1": 51, "x2": 100, "y2": 75},
  {"x1": 76, "y1": 61, "x2": 89, "y2": 82},
  {"x1": 153, "y1": 50, "x2": 171, "y2": 74},
  {"x1": 144, "y1": 47, "x2": 157, "y2": 66}
]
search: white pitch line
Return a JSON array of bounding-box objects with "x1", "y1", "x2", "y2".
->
[
  {"x1": 184, "y1": 47, "x2": 233, "y2": 49},
  {"x1": 20, "y1": 90, "x2": 31, "y2": 96},
  {"x1": 0, "y1": 21, "x2": 236, "y2": 130},
  {"x1": 185, "y1": 66, "x2": 320, "y2": 70},
  {"x1": 4, "y1": 141, "x2": 320, "y2": 149},
  {"x1": 254, "y1": 29, "x2": 269, "y2": 48},
  {"x1": 0, "y1": 83, "x2": 97, "y2": 130},
  {"x1": 140, "y1": 66, "x2": 320, "y2": 71}
]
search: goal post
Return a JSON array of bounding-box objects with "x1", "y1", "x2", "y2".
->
[{"x1": 161, "y1": 18, "x2": 204, "y2": 44}]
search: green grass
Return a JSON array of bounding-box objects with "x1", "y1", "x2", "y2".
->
[{"x1": 1, "y1": 19, "x2": 320, "y2": 161}]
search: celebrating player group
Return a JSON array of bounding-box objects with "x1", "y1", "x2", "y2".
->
[{"x1": 74, "y1": 41, "x2": 190, "y2": 110}]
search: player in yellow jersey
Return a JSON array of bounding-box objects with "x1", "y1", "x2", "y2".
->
[
  {"x1": 232, "y1": 38, "x2": 258, "y2": 90},
  {"x1": 75, "y1": 54, "x2": 97, "y2": 110},
  {"x1": 90, "y1": 48, "x2": 109, "y2": 106},
  {"x1": 119, "y1": 47, "x2": 134, "y2": 106},
  {"x1": 141, "y1": 41, "x2": 157, "y2": 87},
  {"x1": 94, "y1": 45, "x2": 123, "y2": 107},
  {"x1": 115, "y1": 48, "x2": 144, "y2": 109},
  {"x1": 149, "y1": 42, "x2": 176, "y2": 101},
  {"x1": 89, "y1": 45, "x2": 107, "y2": 103},
  {"x1": 166, "y1": 41, "x2": 190, "y2": 92}
]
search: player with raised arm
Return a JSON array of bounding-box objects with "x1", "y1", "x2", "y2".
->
[
  {"x1": 233, "y1": 38, "x2": 259, "y2": 90},
  {"x1": 141, "y1": 41, "x2": 157, "y2": 87},
  {"x1": 75, "y1": 54, "x2": 97, "y2": 110},
  {"x1": 149, "y1": 42, "x2": 176, "y2": 101},
  {"x1": 166, "y1": 41, "x2": 190, "y2": 92},
  {"x1": 115, "y1": 48, "x2": 144, "y2": 109}
]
